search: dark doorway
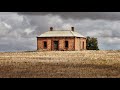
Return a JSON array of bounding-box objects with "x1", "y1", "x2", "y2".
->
[{"x1": 53, "y1": 41, "x2": 59, "y2": 50}]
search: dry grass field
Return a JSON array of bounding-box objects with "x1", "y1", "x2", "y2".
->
[{"x1": 0, "y1": 50, "x2": 120, "y2": 78}]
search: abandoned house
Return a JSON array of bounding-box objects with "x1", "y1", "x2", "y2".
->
[{"x1": 37, "y1": 27, "x2": 86, "y2": 51}]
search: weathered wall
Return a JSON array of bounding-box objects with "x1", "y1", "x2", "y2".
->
[
  {"x1": 75, "y1": 37, "x2": 86, "y2": 50},
  {"x1": 37, "y1": 37, "x2": 86, "y2": 51},
  {"x1": 80, "y1": 38, "x2": 86, "y2": 50},
  {"x1": 37, "y1": 38, "x2": 52, "y2": 50},
  {"x1": 75, "y1": 37, "x2": 79, "y2": 51},
  {"x1": 37, "y1": 37, "x2": 75, "y2": 51}
]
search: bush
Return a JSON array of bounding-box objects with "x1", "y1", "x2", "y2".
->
[{"x1": 86, "y1": 36, "x2": 99, "y2": 50}]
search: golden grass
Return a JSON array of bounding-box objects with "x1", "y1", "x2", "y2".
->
[{"x1": 0, "y1": 50, "x2": 120, "y2": 78}]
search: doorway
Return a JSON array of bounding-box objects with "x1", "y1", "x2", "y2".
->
[{"x1": 53, "y1": 41, "x2": 59, "y2": 50}]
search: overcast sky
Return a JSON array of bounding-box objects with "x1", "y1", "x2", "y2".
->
[{"x1": 0, "y1": 12, "x2": 120, "y2": 52}]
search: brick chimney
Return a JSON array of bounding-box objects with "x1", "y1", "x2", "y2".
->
[
  {"x1": 50, "y1": 27, "x2": 53, "y2": 31},
  {"x1": 71, "y1": 27, "x2": 74, "y2": 31}
]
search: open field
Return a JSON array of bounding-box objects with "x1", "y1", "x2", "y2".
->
[{"x1": 0, "y1": 50, "x2": 120, "y2": 78}]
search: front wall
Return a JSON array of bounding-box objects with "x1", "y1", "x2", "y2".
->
[
  {"x1": 37, "y1": 38, "x2": 51, "y2": 50},
  {"x1": 37, "y1": 37, "x2": 86, "y2": 51},
  {"x1": 37, "y1": 37, "x2": 75, "y2": 51},
  {"x1": 64, "y1": 37, "x2": 75, "y2": 51}
]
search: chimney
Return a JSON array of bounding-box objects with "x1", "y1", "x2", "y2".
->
[
  {"x1": 50, "y1": 27, "x2": 53, "y2": 31},
  {"x1": 71, "y1": 27, "x2": 74, "y2": 31}
]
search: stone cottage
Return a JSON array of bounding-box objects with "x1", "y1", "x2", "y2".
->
[{"x1": 37, "y1": 27, "x2": 86, "y2": 51}]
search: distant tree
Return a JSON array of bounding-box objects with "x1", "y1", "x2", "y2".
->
[{"x1": 86, "y1": 36, "x2": 99, "y2": 50}]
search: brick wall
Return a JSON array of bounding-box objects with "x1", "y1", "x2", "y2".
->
[
  {"x1": 37, "y1": 37, "x2": 86, "y2": 51},
  {"x1": 80, "y1": 38, "x2": 86, "y2": 50},
  {"x1": 37, "y1": 38, "x2": 52, "y2": 50},
  {"x1": 75, "y1": 37, "x2": 79, "y2": 51},
  {"x1": 74, "y1": 37, "x2": 86, "y2": 50}
]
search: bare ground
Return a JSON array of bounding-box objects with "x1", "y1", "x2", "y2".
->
[{"x1": 0, "y1": 50, "x2": 120, "y2": 78}]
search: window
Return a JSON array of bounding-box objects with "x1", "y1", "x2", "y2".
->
[
  {"x1": 83, "y1": 42, "x2": 84, "y2": 49},
  {"x1": 44, "y1": 41, "x2": 47, "y2": 49},
  {"x1": 65, "y1": 41, "x2": 68, "y2": 48}
]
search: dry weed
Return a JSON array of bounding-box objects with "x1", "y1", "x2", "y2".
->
[{"x1": 0, "y1": 50, "x2": 120, "y2": 78}]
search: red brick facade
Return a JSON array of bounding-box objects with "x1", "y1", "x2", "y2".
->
[{"x1": 37, "y1": 37, "x2": 86, "y2": 51}]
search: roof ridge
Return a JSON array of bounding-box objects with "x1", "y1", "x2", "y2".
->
[
  {"x1": 70, "y1": 30, "x2": 75, "y2": 36},
  {"x1": 38, "y1": 30, "x2": 85, "y2": 38}
]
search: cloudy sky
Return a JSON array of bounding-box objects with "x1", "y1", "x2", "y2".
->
[{"x1": 0, "y1": 12, "x2": 120, "y2": 52}]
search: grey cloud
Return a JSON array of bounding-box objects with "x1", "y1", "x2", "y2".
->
[
  {"x1": 18, "y1": 12, "x2": 120, "y2": 20},
  {"x1": 17, "y1": 13, "x2": 120, "y2": 51},
  {"x1": 0, "y1": 12, "x2": 120, "y2": 52},
  {"x1": 98, "y1": 37, "x2": 120, "y2": 50},
  {"x1": 0, "y1": 37, "x2": 36, "y2": 52}
]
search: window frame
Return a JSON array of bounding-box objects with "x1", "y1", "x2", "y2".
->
[
  {"x1": 65, "y1": 41, "x2": 69, "y2": 48},
  {"x1": 43, "y1": 41, "x2": 47, "y2": 49},
  {"x1": 83, "y1": 41, "x2": 84, "y2": 49}
]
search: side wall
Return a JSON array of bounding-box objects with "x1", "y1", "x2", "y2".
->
[
  {"x1": 80, "y1": 38, "x2": 86, "y2": 50},
  {"x1": 75, "y1": 37, "x2": 86, "y2": 50}
]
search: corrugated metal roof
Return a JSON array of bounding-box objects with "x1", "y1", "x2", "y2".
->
[{"x1": 37, "y1": 30, "x2": 85, "y2": 38}]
